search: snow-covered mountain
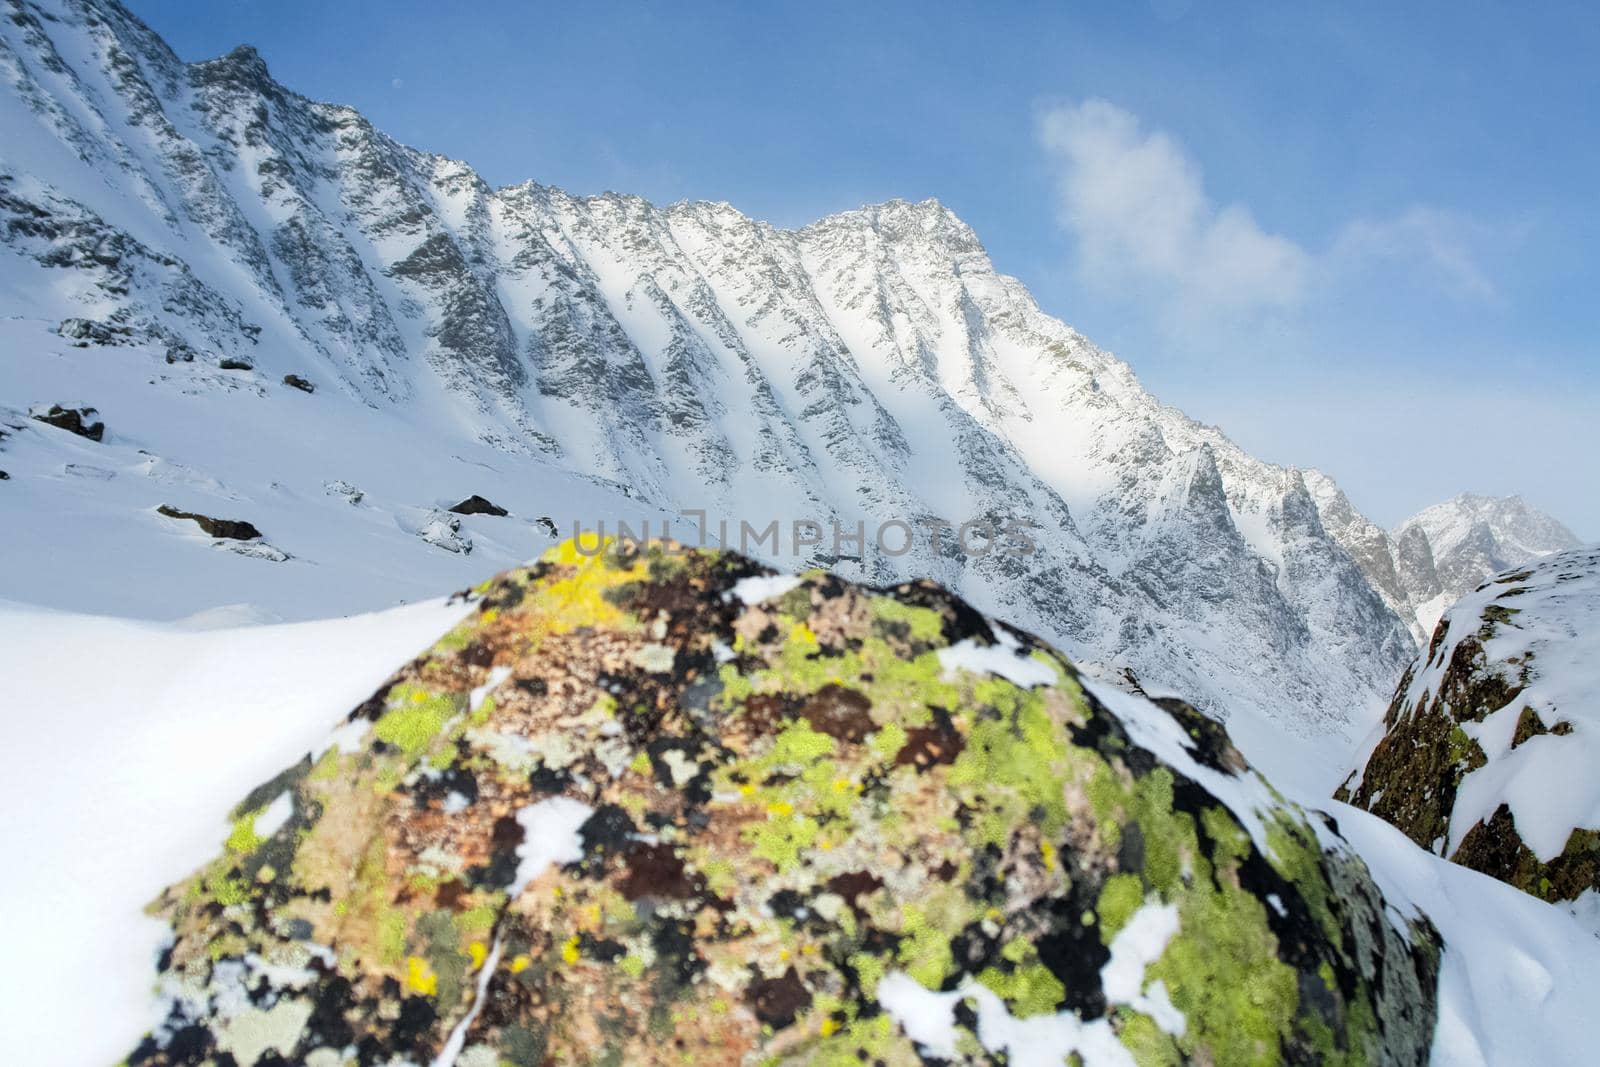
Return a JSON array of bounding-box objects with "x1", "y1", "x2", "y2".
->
[
  {"x1": 1391, "y1": 493, "x2": 1582, "y2": 633},
  {"x1": 1, "y1": 0, "x2": 1422, "y2": 747}
]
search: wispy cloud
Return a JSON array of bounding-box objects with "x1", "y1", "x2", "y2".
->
[
  {"x1": 1036, "y1": 100, "x2": 1499, "y2": 333},
  {"x1": 1037, "y1": 100, "x2": 1309, "y2": 321}
]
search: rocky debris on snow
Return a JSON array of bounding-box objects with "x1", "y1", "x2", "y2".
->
[
  {"x1": 324, "y1": 479, "x2": 364, "y2": 506},
  {"x1": 534, "y1": 516, "x2": 558, "y2": 538},
  {"x1": 125, "y1": 538, "x2": 1438, "y2": 1067},
  {"x1": 31, "y1": 403, "x2": 104, "y2": 441},
  {"x1": 419, "y1": 510, "x2": 472, "y2": 554},
  {"x1": 218, "y1": 358, "x2": 253, "y2": 371},
  {"x1": 165, "y1": 343, "x2": 197, "y2": 364},
  {"x1": 1337, "y1": 547, "x2": 1600, "y2": 921},
  {"x1": 56, "y1": 316, "x2": 130, "y2": 346},
  {"x1": 222, "y1": 540, "x2": 289, "y2": 562},
  {"x1": 156, "y1": 504, "x2": 263, "y2": 541},
  {"x1": 449, "y1": 494, "x2": 508, "y2": 517},
  {"x1": 281, "y1": 373, "x2": 314, "y2": 393},
  {"x1": 64, "y1": 463, "x2": 114, "y2": 480}
]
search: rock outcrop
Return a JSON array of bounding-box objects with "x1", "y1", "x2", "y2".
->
[
  {"x1": 1337, "y1": 547, "x2": 1600, "y2": 921},
  {"x1": 156, "y1": 504, "x2": 263, "y2": 541},
  {"x1": 31, "y1": 403, "x2": 104, "y2": 441},
  {"x1": 127, "y1": 539, "x2": 1437, "y2": 1066},
  {"x1": 449, "y1": 494, "x2": 509, "y2": 517}
]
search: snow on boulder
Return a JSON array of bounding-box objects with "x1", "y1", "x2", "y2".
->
[
  {"x1": 1337, "y1": 546, "x2": 1600, "y2": 923},
  {"x1": 125, "y1": 539, "x2": 1438, "y2": 1066},
  {"x1": 418, "y1": 509, "x2": 472, "y2": 554},
  {"x1": 31, "y1": 403, "x2": 104, "y2": 441}
]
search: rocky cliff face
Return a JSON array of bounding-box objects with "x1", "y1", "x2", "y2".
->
[
  {"x1": 127, "y1": 539, "x2": 1439, "y2": 1066},
  {"x1": 0, "y1": 0, "x2": 1419, "y2": 737},
  {"x1": 1337, "y1": 547, "x2": 1600, "y2": 924}
]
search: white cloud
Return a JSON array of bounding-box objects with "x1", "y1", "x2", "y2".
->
[
  {"x1": 1036, "y1": 100, "x2": 1497, "y2": 329},
  {"x1": 1037, "y1": 100, "x2": 1309, "y2": 320},
  {"x1": 1331, "y1": 206, "x2": 1498, "y2": 300}
]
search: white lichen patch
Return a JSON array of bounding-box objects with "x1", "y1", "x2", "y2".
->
[{"x1": 215, "y1": 998, "x2": 314, "y2": 1066}]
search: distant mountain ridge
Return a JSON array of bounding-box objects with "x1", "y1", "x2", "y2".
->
[
  {"x1": 1393, "y1": 493, "x2": 1582, "y2": 632},
  {"x1": 3, "y1": 0, "x2": 1564, "y2": 747}
]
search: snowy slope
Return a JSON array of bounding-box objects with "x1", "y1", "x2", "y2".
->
[
  {"x1": 3, "y1": 0, "x2": 1416, "y2": 741},
  {"x1": 0, "y1": 593, "x2": 471, "y2": 1066}
]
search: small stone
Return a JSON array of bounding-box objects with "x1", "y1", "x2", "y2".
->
[
  {"x1": 282, "y1": 373, "x2": 315, "y2": 393},
  {"x1": 218, "y1": 357, "x2": 253, "y2": 371}
]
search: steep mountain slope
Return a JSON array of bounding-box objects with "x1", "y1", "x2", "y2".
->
[
  {"x1": 1337, "y1": 547, "x2": 1600, "y2": 926},
  {"x1": 1393, "y1": 494, "x2": 1582, "y2": 632},
  {"x1": 0, "y1": 0, "x2": 1415, "y2": 745}
]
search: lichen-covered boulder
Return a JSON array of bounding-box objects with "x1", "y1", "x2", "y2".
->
[
  {"x1": 129, "y1": 539, "x2": 1438, "y2": 1066},
  {"x1": 1338, "y1": 547, "x2": 1600, "y2": 920}
]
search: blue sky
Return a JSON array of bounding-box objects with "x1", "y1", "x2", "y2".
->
[{"x1": 132, "y1": 0, "x2": 1598, "y2": 535}]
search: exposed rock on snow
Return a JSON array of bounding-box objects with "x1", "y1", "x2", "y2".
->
[
  {"x1": 418, "y1": 510, "x2": 472, "y2": 554},
  {"x1": 1337, "y1": 547, "x2": 1600, "y2": 922},
  {"x1": 157, "y1": 503, "x2": 263, "y2": 541},
  {"x1": 126, "y1": 539, "x2": 1439, "y2": 1066},
  {"x1": 31, "y1": 403, "x2": 104, "y2": 441},
  {"x1": 323, "y1": 479, "x2": 364, "y2": 506},
  {"x1": 448, "y1": 494, "x2": 508, "y2": 517},
  {"x1": 223, "y1": 539, "x2": 289, "y2": 562},
  {"x1": 56, "y1": 316, "x2": 130, "y2": 346},
  {"x1": 281, "y1": 373, "x2": 314, "y2": 393}
]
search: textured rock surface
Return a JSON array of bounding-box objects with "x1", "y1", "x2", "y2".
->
[
  {"x1": 1337, "y1": 547, "x2": 1600, "y2": 920},
  {"x1": 127, "y1": 539, "x2": 1437, "y2": 1066}
]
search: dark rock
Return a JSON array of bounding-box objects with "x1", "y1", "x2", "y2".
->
[
  {"x1": 282, "y1": 373, "x2": 315, "y2": 393},
  {"x1": 535, "y1": 516, "x2": 558, "y2": 537},
  {"x1": 165, "y1": 343, "x2": 196, "y2": 364},
  {"x1": 31, "y1": 404, "x2": 104, "y2": 441},
  {"x1": 56, "y1": 317, "x2": 131, "y2": 346},
  {"x1": 157, "y1": 504, "x2": 262, "y2": 540},
  {"x1": 448, "y1": 494, "x2": 508, "y2": 517},
  {"x1": 218, "y1": 358, "x2": 253, "y2": 371},
  {"x1": 0, "y1": 470, "x2": 9, "y2": 480}
]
